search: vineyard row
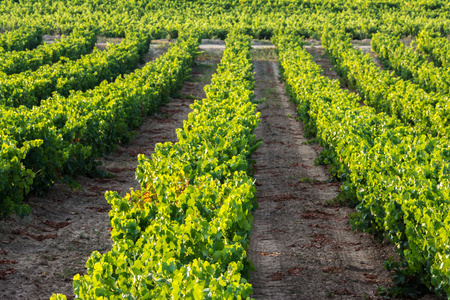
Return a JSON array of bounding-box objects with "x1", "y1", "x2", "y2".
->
[
  {"x1": 0, "y1": 32, "x2": 193, "y2": 217},
  {"x1": 0, "y1": 30, "x2": 148, "y2": 108},
  {"x1": 322, "y1": 29, "x2": 450, "y2": 138},
  {"x1": 52, "y1": 29, "x2": 260, "y2": 300},
  {"x1": 277, "y1": 32, "x2": 450, "y2": 296},
  {"x1": 0, "y1": 27, "x2": 97, "y2": 75}
]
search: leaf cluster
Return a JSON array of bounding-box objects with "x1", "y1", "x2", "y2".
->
[{"x1": 0, "y1": 26, "x2": 42, "y2": 52}]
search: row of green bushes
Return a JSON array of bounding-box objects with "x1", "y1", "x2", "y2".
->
[
  {"x1": 322, "y1": 29, "x2": 450, "y2": 138},
  {"x1": 0, "y1": 31, "x2": 149, "y2": 108},
  {"x1": 276, "y1": 32, "x2": 450, "y2": 297},
  {"x1": 2, "y1": 0, "x2": 450, "y2": 40},
  {"x1": 416, "y1": 30, "x2": 450, "y2": 68},
  {"x1": 52, "y1": 29, "x2": 260, "y2": 299},
  {"x1": 0, "y1": 26, "x2": 42, "y2": 51},
  {"x1": 0, "y1": 27, "x2": 97, "y2": 75},
  {"x1": 0, "y1": 32, "x2": 191, "y2": 217},
  {"x1": 371, "y1": 32, "x2": 450, "y2": 96}
]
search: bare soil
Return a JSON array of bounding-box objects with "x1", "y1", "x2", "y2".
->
[
  {"x1": 247, "y1": 47, "x2": 394, "y2": 299},
  {"x1": 0, "y1": 45, "x2": 222, "y2": 300}
]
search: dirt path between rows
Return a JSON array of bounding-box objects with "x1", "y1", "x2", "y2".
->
[
  {"x1": 247, "y1": 44, "x2": 444, "y2": 300},
  {"x1": 247, "y1": 47, "x2": 395, "y2": 299},
  {"x1": 0, "y1": 45, "x2": 222, "y2": 300}
]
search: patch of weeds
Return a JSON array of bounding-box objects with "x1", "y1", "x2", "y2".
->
[
  {"x1": 262, "y1": 87, "x2": 277, "y2": 101},
  {"x1": 300, "y1": 177, "x2": 311, "y2": 183},
  {"x1": 197, "y1": 50, "x2": 222, "y2": 62},
  {"x1": 105, "y1": 172, "x2": 116, "y2": 179},
  {"x1": 184, "y1": 94, "x2": 196, "y2": 100},
  {"x1": 286, "y1": 113, "x2": 293, "y2": 118},
  {"x1": 188, "y1": 76, "x2": 203, "y2": 83},
  {"x1": 250, "y1": 48, "x2": 277, "y2": 61},
  {"x1": 171, "y1": 91, "x2": 184, "y2": 99},
  {"x1": 302, "y1": 138, "x2": 318, "y2": 145},
  {"x1": 326, "y1": 291, "x2": 335, "y2": 298},
  {"x1": 252, "y1": 97, "x2": 266, "y2": 104},
  {"x1": 79, "y1": 233, "x2": 90, "y2": 240},
  {"x1": 194, "y1": 62, "x2": 214, "y2": 70},
  {"x1": 325, "y1": 192, "x2": 357, "y2": 208},
  {"x1": 62, "y1": 268, "x2": 73, "y2": 280}
]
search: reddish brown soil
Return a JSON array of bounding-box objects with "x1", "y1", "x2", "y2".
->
[{"x1": 248, "y1": 47, "x2": 393, "y2": 299}]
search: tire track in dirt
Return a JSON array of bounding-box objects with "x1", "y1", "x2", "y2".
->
[
  {"x1": 248, "y1": 48, "x2": 394, "y2": 299},
  {"x1": 0, "y1": 46, "x2": 222, "y2": 300}
]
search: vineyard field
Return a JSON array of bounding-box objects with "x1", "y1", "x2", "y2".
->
[{"x1": 1, "y1": 1, "x2": 450, "y2": 299}]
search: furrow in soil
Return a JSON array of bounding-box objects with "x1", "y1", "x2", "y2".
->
[{"x1": 248, "y1": 48, "x2": 393, "y2": 300}]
